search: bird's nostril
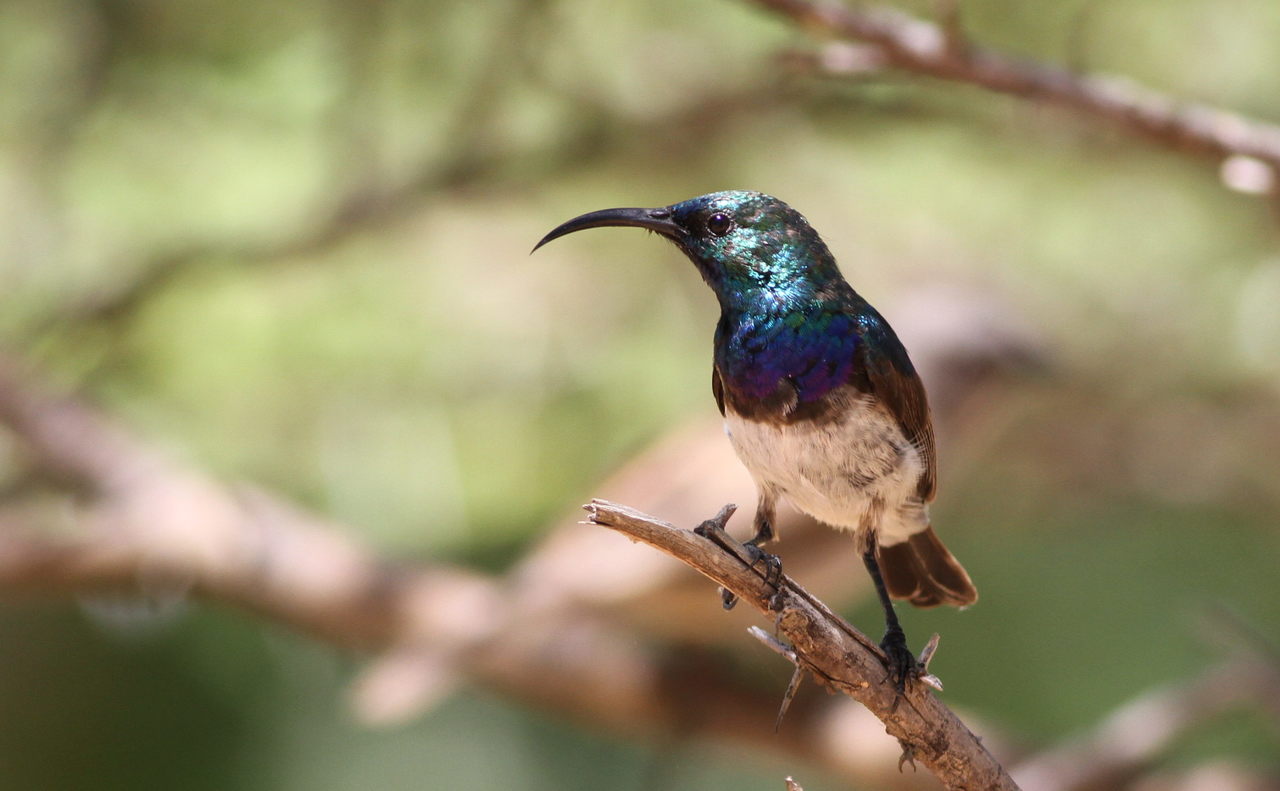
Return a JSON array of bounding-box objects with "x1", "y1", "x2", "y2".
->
[{"x1": 649, "y1": 209, "x2": 671, "y2": 219}]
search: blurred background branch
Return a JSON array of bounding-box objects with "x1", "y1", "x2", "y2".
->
[
  {"x1": 752, "y1": 0, "x2": 1280, "y2": 186},
  {"x1": 1013, "y1": 655, "x2": 1280, "y2": 791}
]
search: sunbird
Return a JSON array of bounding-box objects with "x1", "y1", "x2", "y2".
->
[{"x1": 535, "y1": 191, "x2": 977, "y2": 684}]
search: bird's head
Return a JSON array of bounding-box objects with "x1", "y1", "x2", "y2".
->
[{"x1": 534, "y1": 191, "x2": 844, "y2": 309}]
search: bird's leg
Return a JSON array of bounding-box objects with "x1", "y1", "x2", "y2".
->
[
  {"x1": 745, "y1": 492, "x2": 777, "y2": 546},
  {"x1": 862, "y1": 545, "x2": 920, "y2": 693},
  {"x1": 744, "y1": 491, "x2": 783, "y2": 593}
]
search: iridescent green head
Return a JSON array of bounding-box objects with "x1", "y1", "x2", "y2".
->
[{"x1": 534, "y1": 191, "x2": 846, "y2": 311}]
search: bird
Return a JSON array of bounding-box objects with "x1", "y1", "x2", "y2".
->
[{"x1": 533, "y1": 190, "x2": 977, "y2": 685}]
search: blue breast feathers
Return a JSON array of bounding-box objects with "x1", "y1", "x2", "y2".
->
[{"x1": 716, "y1": 309, "x2": 859, "y2": 403}]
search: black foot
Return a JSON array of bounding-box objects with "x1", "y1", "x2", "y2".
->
[
  {"x1": 721, "y1": 542, "x2": 785, "y2": 611},
  {"x1": 746, "y1": 542, "x2": 785, "y2": 610},
  {"x1": 880, "y1": 625, "x2": 921, "y2": 694},
  {"x1": 692, "y1": 505, "x2": 745, "y2": 610},
  {"x1": 693, "y1": 505, "x2": 784, "y2": 611}
]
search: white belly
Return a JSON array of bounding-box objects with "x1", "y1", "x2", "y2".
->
[{"x1": 723, "y1": 396, "x2": 927, "y2": 545}]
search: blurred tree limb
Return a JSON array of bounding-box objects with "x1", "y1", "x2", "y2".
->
[
  {"x1": 36, "y1": 86, "x2": 783, "y2": 341},
  {"x1": 585, "y1": 499, "x2": 1020, "y2": 791},
  {"x1": 1012, "y1": 655, "x2": 1280, "y2": 791},
  {"x1": 754, "y1": 0, "x2": 1280, "y2": 190}
]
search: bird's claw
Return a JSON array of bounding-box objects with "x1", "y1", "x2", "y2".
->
[
  {"x1": 693, "y1": 505, "x2": 784, "y2": 611},
  {"x1": 692, "y1": 505, "x2": 744, "y2": 610},
  {"x1": 897, "y1": 740, "x2": 918, "y2": 773},
  {"x1": 745, "y1": 542, "x2": 786, "y2": 610},
  {"x1": 721, "y1": 541, "x2": 784, "y2": 611},
  {"x1": 880, "y1": 626, "x2": 922, "y2": 698}
]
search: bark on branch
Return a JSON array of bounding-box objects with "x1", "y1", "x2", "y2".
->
[{"x1": 585, "y1": 498, "x2": 1020, "y2": 791}]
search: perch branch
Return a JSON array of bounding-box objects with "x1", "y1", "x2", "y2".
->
[
  {"x1": 752, "y1": 0, "x2": 1280, "y2": 181},
  {"x1": 585, "y1": 498, "x2": 1020, "y2": 791}
]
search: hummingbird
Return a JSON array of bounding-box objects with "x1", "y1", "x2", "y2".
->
[{"x1": 534, "y1": 190, "x2": 977, "y2": 684}]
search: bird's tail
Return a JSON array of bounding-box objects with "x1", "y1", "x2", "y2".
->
[{"x1": 876, "y1": 527, "x2": 977, "y2": 608}]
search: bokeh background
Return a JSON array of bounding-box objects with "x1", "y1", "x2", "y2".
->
[{"x1": 2, "y1": 0, "x2": 1279, "y2": 789}]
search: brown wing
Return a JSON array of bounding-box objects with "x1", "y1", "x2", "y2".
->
[
  {"x1": 856, "y1": 315, "x2": 937, "y2": 502},
  {"x1": 712, "y1": 366, "x2": 726, "y2": 416}
]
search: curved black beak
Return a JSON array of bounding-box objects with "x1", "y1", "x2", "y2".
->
[{"x1": 532, "y1": 207, "x2": 682, "y2": 253}]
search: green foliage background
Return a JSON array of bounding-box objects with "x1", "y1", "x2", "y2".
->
[{"x1": 2, "y1": 0, "x2": 1279, "y2": 788}]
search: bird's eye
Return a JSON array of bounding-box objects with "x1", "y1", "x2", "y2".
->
[{"x1": 706, "y1": 212, "x2": 733, "y2": 237}]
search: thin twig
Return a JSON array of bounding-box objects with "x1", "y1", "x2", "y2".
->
[
  {"x1": 585, "y1": 498, "x2": 1020, "y2": 791},
  {"x1": 748, "y1": 626, "x2": 807, "y2": 731}
]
